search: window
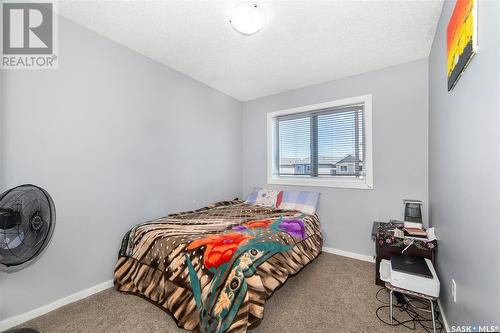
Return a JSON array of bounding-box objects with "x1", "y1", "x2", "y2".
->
[{"x1": 267, "y1": 95, "x2": 373, "y2": 189}]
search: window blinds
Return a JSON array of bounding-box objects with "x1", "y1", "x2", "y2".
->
[{"x1": 276, "y1": 105, "x2": 365, "y2": 179}]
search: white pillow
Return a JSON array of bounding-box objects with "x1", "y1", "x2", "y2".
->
[{"x1": 254, "y1": 189, "x2": 280, "y2": 207}]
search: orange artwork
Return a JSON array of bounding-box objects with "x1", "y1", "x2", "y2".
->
[{"x1": 447, "y1": 0, "x2": 478, "y2": 91}]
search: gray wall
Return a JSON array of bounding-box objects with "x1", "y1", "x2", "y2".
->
[
  {"x1": 242, "y1": 59, "x2": 429, "y2": 256},
  {"x1": 0, "y1": 17, "x2": 242, "y2": 321},
  {"x1": 429, "y1": 0, "x2": 500, "y2": 327},
  {"x1": 0, "y1": 69, "x2": 3, "y2": 188}
]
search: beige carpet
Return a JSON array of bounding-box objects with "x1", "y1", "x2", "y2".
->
[{"x1": 15, "y1": 253, "x2": 434, "y2": 333}]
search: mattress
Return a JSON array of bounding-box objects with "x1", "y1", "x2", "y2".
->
[{"x1": 114, "y1": 199, "x2": 323, "y2": 333}]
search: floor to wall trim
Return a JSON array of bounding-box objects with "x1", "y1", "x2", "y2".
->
[
  {"x1": 322, "y1": 246, "x2": 375, "y2": 263},
  {"x1": 1, "y1": 248, "x2": 384, "y2": 331},
  {"x1": 0, "y1": 279, "x2": 114, "y2": 332},
  {"x1": 324, "y1": 246, "x2": 452, "y2": 331}
]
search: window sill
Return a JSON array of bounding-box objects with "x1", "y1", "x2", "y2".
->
[{"x1": 267, "y1": 176, "x2": 373, "y2": 189}]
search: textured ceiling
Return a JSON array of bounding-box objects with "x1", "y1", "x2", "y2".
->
[{"x1": 56, "y1": 0, "x2": 443, "y2": 101}]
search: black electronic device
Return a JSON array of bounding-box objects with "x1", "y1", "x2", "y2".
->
[{"x1": 390, "y1": 253, "x2": 432, "y2": 278}]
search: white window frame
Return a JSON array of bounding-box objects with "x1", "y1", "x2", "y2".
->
[{"x1": 267, "y1": 94, "x2": 373, "y2": 189}]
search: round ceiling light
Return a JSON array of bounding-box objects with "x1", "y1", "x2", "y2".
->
[{"x1": 229, "y1": 2, "x2": 266, "y2": 36}]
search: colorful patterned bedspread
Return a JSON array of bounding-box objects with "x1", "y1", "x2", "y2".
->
[{"x1": 114, "y1": 199, "x2": 323, "y2": 333}]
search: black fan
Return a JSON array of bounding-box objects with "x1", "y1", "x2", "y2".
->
[
  {"x1": 1, "y1": 185, "x2": 56, "y2": 333},
  {"x1": 0, "y1": 184, "x2": 56, "y2": 272}
]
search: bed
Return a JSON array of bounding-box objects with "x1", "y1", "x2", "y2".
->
[{"x1": 114, "y1": 198, "x2": 323, "y2": 333}]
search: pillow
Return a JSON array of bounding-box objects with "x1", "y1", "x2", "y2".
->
[
  {"x1": 254, "y1": 189, "x2": 281, "y2": 207},
  {"x1": 245, "y1": 187, "x2": 261, "y2": 204},
  {"x1": 277, "y1": 191, "x2": 320, "y2": 215}
]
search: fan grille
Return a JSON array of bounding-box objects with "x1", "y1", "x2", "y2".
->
[{"x1": 0, "y1": 184, "x2": 56, "y2": 272}]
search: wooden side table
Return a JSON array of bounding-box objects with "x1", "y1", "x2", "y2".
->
[{"x1": 372, "y1": 221, "x2": 437, "y2": 286}]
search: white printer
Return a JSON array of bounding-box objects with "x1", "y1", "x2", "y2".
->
[{"x1": 379, "y1": 258, "x2": 440, "y2": 298}]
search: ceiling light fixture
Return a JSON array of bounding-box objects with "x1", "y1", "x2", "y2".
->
[{"x1": 229, "y1": 2, "x2": 266, "y2": 36}]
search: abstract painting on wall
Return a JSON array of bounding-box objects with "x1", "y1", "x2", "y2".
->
[{"x1": 447, "y1": 0, "x2": 478, "y2": 91}]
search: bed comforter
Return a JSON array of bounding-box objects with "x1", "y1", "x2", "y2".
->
[{"x1": 114, "y1": 199, "x2": 323, "y2": 333}]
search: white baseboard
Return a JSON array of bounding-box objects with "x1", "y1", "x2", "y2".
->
[
  {"x1": 0, "y1": 248, "x2": 383, "y2": 331},
  {"x1": 0, "y1": 279, "x2": 114, "y2": 332},
  {"x1": 322, "y1": 246, "x2": 375, "y2": 263},
  {"x1": 323, "y1": 247, "x2": 449, "y2": 331},
  {"x1": 0, "y1": 254, "x2": 443, "y2": 332},
  {"x1": 0, "y1": 248, "x2": 370, "y2": 330},
  {"x1": 437, "y1": 299, "x2": 450, "y2": 332}
]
